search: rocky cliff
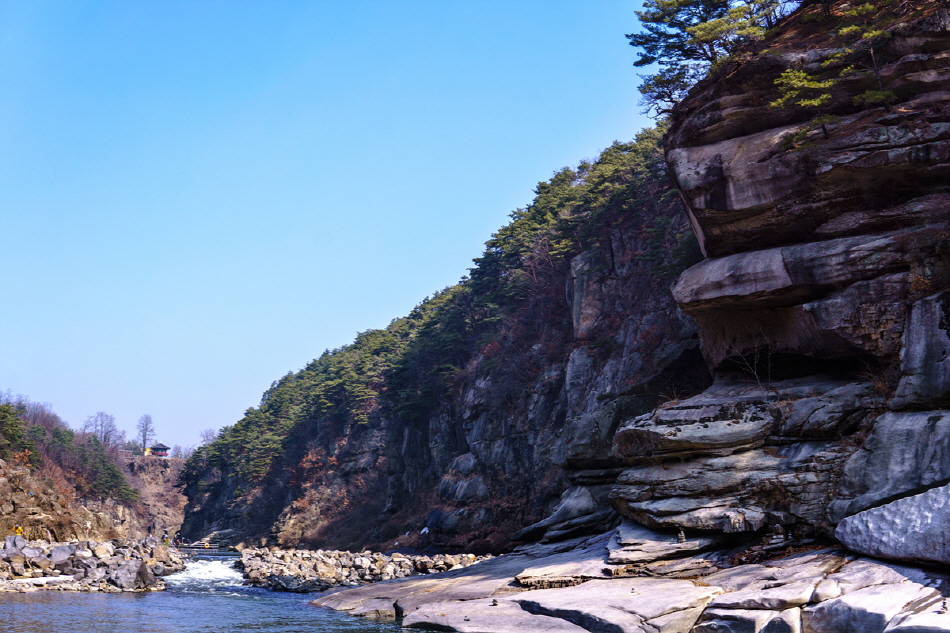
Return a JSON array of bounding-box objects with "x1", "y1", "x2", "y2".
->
[
  {"x1": 182, "y1": 1, "x2": 949, "y2": 574},
  {"x1": 610, "y1": 0, "x2": 950, "y2": 542}
]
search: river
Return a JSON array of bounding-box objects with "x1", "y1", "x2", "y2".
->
[{"x1": 0, "y1": 558, "x2": 401, "y2": 633}]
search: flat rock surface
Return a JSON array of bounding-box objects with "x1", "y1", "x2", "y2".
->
[
  {"x1": 316, "y1": 540, "x2": 950, "y2": 633},
  {"x1": 402, "y1": 598, "x2": 589, "y2": 633},
  {"x1": 313, "y1": 553, "x2": 534, "y2": 614},
  {"x1": 515, "y1": 537, "x2": 614, "y2": 588},
  {"x1": 512, "y1": 578, "x2": 721, "y2": 633},
  {"x1": 802, "y1": 582, "x2": 940, "y2": 633}
]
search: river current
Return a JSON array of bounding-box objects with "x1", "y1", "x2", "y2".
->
[{"x1": 0, "y1": 558, "x2": 401, "y2": 633}]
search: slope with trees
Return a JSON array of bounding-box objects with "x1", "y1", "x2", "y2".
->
[{"x1": 178, "y1": 127, "x2": 707, "y2": 551}]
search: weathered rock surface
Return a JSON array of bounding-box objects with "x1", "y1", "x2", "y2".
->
[
  {"x1": 835, "y1": 482, "x2": 950, "y2": 566},
  {"x1": 606, "y1": 519, "x2": 720, "y2": 564}
]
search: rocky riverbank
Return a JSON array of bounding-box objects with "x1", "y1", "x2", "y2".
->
[
  {"x1": 0, "y1": 535, "x2": 185, "y2": 592},
  {"x1": 238, "y1": 547, "x2": 492, "y2": 592},
  {"x1": 313, "y1": 520, "x2": 950, "y2": 631}
]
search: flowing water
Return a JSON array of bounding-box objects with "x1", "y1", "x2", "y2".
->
[{"x1": 0, "y1": 558, "x2": 401, "y2": 633}]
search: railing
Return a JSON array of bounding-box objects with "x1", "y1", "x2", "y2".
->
[{"x1": 177, "y1": 542, "x2": 233, "y2": 556}]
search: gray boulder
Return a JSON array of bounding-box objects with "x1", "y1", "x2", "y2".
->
[
  {"x1": 4, "y1": 535, "x2": 25, "y2": 550},
  {"x1": 49, "y1": 545, "x2": 75, "y2": 567},
  {"x1": 835, "y1": 482, "x2": 950, "y2": 566},
  {"x1": 112, "y1": 560, "x2": 145, "y2": 590}
]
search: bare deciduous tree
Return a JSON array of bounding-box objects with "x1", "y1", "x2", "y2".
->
[
  {"x1": 83, "y1": 412, "x2": 123, "y2": 447},
  {"x1": 171, "y1": 444, "x2": 195, "y2": 459},
  {"x1": 137, "y1": 414, "x2": 156, "y2": 450},
  {"x1": 199, "y1": 428, "x2": 218, "y2": 445}
]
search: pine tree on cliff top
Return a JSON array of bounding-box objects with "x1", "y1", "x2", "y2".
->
[{"x1": 628, "y1": 0, "x2": 788, "y2": 116}]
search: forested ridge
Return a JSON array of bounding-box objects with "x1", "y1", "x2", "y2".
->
[{"x1": 178, "y1": 125, "x2": 702, "y2": 548}]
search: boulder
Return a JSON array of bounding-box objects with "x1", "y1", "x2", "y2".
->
[
  {"x1": 4, "y1": 536, "x2": 25, "y2": 551},
  {"x1": 49, "y1": 545, "x2": 74, "y2": 567},
  {"x1": 92, "y1": 542, "x2": 114, "y2": 559},
  {"x1": 762, "y1": 608, "x2": 802, "y2": 633},
  {"x1": 835, "y1": 482, "x2": 950, "y2": 566},
  {"x1": 112, "y1": 560, "x2": 145, "y2": 590}
]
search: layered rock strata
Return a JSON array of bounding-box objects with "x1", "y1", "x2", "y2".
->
[
  {"x1": 238, "y1": 547, "x2": 490, "y2": 592},
  {"x1": 606, "y1": 3, "x2": 950, "y2": 546},
  {"x1": 0, "y1": 535, "x2": 184, "y2": 592}
]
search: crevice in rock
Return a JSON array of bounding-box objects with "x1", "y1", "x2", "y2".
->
[{"x1": 515, "y1": 597, "x2": 625, "y2": 633}]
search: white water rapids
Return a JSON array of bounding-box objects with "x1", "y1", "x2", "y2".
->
[{"x1": 164, "y1": 557, "x2": 244, "y2": 593}]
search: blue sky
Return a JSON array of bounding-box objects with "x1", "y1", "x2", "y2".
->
[{"x1": 0, "y1": 0, "x2": 651, "y2": 448}]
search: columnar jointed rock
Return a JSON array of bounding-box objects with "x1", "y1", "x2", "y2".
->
[
  {"x1": 0, "y1": 536, "x2": 184, "y2": 592},
  {"x1": 237, "y1": 547, "x2": 491, "y2": 592}
]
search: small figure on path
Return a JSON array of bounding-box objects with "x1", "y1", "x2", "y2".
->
[{"x1": 13, "y1": 524, "x2": 23, "y2": 536}]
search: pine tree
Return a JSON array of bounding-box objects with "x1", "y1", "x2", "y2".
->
[{"x1": 628, "y1": 0, "x2": 789, "y2": 116}]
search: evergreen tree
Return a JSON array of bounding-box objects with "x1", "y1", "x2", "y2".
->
[
  {"x1": 0, "y1": 403, "x2": 40, "y2": 467},
  {"x1": 770, "y1": 1, "x2": 899, "y2": 146},
  {"x1": 628, "y1": 0, "x2": 788, "y2": 115}
]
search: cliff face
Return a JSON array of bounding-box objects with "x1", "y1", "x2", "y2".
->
[
  {"x1": 609, "y1": 3, "x2": 950, "y2": 539},
  {"x1": 122, "y1": 457, "x2": 187, "y2": 539},
  {"x1": 179, "y1": 141, "x2": 710, "y2": 551},
  {"x1": 182, "y1": 3, "x2": 950, "y2": 558},
  {"x1": 0, "y1": 457, "x2": 134, "y2": 542}
]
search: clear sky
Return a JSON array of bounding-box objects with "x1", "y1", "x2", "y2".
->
[{"x1": 0, "y1": 0, "x2": 652, "y2": 449}]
